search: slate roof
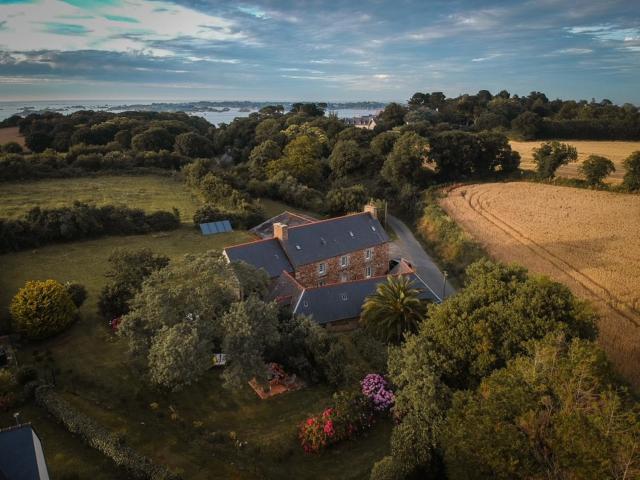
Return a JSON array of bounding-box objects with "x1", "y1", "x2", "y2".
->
[
  {"x1": 224, "y1": 239, "x2": 293, "y2": 279},
  {"x1": 270, "y1": 271, "x2": 304, "y2": 304},
  {"x1": 0, "y1": 424, "x2": 47, "y2": 480},
  {"x1": 292, "y1": 273, "x2": 439, "y2": 325},
  {"x1": 249, "y1": 211, "x2": 316, "y2": 239},
  {"x1": 281, "y1": 212, "x2": 389, "y2": 267}
]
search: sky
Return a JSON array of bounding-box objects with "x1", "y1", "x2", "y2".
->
[{"x1": 0, "y1": 0, "x2": 639, "y2": 103}]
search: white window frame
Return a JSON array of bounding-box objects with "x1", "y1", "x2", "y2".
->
[
  {"x1": 340, "y1": 272, "x2": 348, "y2": 283},
  {"x1": 318, "y1": 262, "x2": 326, "y2": 276},
  {"x1": 365, "y1": 248, "x2": 373, "y2": 261},
  {"x1": 340, "y1": 255, "x2": 349, "y2": 268},
  {"x1": 365, "y1": 266, "x2": 372, "y2": 278}
]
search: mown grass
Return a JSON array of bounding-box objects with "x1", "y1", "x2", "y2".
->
[
  {"x1": 0, "y1": 175, "x2": 201, "y2": 221},
  {"x1": 0, "y1": 224, "x2": 389, "y2": 479}
]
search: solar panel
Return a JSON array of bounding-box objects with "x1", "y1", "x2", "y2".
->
[{"x1": 199, "y1": 220, "x2": 233, "y2": 235}]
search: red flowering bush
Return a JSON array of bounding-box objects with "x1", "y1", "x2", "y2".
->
[{"x1": 299, "y1": 391, "x2": 375, "y2": 453}]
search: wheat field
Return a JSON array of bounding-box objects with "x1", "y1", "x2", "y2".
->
[
  {"x1": 440, "y1": 182, "x2": 640, "y2": 386},
  {"x1": 510, "y1": 140, "x2": 640, "y2": 183}
]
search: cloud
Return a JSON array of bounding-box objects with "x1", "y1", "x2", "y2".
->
[
  {"x1": 555, "y1": 48, "x2": 593, "y2": 55},
  {"x1": 471, "y1": 53, "x2": 504, "y2": 62}
]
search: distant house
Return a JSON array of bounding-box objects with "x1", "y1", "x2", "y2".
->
[
  {"x1": 223, "y1": 204, "x2": 438, "y2": 327},
  {"x1": 0, "y1": 424, "x2": 50, "y2": 480},
  {"x1": 343, "y1": 114, "x2": 377, "y2": 130}
]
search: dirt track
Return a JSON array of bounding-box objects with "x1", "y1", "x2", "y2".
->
[{"x1": 440, "y1": 182, "x2": 640, "y2": 386}]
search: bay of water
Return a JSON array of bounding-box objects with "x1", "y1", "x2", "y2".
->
[{"x1": 0, "y1": 100, "x2": 380, "y2": 125}]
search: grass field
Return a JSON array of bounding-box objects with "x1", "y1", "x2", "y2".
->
[
  {"x1": 0, "y1": 224, "x2": 388, "y2": 478},
  {"x1": 510, "y1": 140, "x2": 640, "y2": 183},
  {"x1": 0, "y1": 126, "x2": 26, "y2": 149},
  {"x1": 440, "y1": 182, "x2": 640, "y2": 387},
  {"x1": 0, "y1": 175, "x2": 202, "y2": 221}
]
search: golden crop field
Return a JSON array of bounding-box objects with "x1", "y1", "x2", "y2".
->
[
  {"x1": 0, "y1": 126, "x2": 26, "y2": 148},
  {"x1": 510, "y1": 140, "x2": 640, "y2": 183},
  {"x1": 440, "y1": 182, "x2": 640, "y2": 386}
]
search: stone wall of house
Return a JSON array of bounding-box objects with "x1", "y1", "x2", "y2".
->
[{"x1": 294, "y1": 243, "x2": 389, "y2": 288}]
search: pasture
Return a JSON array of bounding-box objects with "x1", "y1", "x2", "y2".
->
[
  {"x1": 440, "y1": 182, "x2": 640, "y2": 387},
  {"x1": 510, "y1": 140, "x2": 640, "y2": 183},
  {"x1": 0, "y1": 175, "x2": 201, "y2": 221}
]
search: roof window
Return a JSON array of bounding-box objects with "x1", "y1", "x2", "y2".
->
[
  {"x1": 295, "y1": 245, "x2": 302, "y2": 250},
  {"x1": 340, "y1": 293, "x2": 348, "y2": 301}
]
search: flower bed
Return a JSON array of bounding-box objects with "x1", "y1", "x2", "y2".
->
[{"x1": 299, "y1": 374, "x2": 394, "y2": 453}]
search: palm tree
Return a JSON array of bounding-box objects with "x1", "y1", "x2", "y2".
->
[{"x1": 360, "y1": 275, "x2": 426, "y2": 344}]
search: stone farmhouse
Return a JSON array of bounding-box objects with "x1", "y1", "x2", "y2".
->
[
  {"x1": 223, "y1": 204, "x2": 438, "y2": 327},
  {"x1": 343, "y1": 114, "x2": 377, "y2": 130}
]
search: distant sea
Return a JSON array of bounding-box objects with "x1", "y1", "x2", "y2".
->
[{"x1": 0, "y1": 100, "x2": 381, "y2": 126}]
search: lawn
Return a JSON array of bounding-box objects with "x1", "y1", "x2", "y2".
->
[
  {"x1": 0, "y1": 225, "x2": 389, "y2": 479},
  {"x1": 0, "y1": 175, "x2": 202, "y2": 221}
]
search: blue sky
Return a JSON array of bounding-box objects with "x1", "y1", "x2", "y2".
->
[{"x1": 0, "y1": 0, "x2": 639, "y2": 102}]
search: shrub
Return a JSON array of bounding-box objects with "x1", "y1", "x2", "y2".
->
[
  {"x1": 10, "y1": 280, "x2": 77, "y2": 340},
  {"x1": 361, "y1": 374, "x2": 395, "y2": 412},
  {"x1": 579, "y1": 155, "x2": 615, "y2": 186},
  {"x1": 622, "y1": 151, "x2": 640, "y2": 191},
  {"x1": 16, "y1": 365, "x2": 38, "y2": 385},
  {"x1": 2, "y1": 142, "x2": 23, "y2": 154},
  {"x1": 35, "y1": 385, "x2": 180, "y2": 479},
  {"x1": 64, "y1": 282, "x2": 88, "y2": 308},
  {"x1": 0, "y1": 369, "x2": 15, "y2": 393}
]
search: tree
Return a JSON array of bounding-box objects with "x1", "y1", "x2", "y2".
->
[
  {"x1": 382, "y1": 260, "x2": 598, "y2": 476},
  {"x1": 221, "y1": 296, "x2": 280, "y2": 390},
  {"x1": 328, "y1": 140, "x2": 365, "y2": 178},
  {"x1": 579, "y1": 155, "x2": 615, "y2": 186},
  {"x1": 10, "y1": 279, "x2": 77, "y2": 339},
  {"x1": 25, "y1": 132, "x2": 53, "y2": 153},
  {"x1": 381, "y1": 132, "x2": 427, "y2": 189},
  {"x1": 266, "y1": 135, "x2": 324, "y2": 186},
  {"x1": 360, "y1": 275, "x2": 427, "y2": 344},
  {"x1": 376, "y1": 103, "x2": 408, "y2": 131},
  {"x1": 622, "y1": 151, "x2": 640, "y2": 191},
  {"x1": 442, "y1": 335, "x2": 640, "y2": 480},
  {"x1": 254, "y1": 118, "x2": 285, "y2": 145},
  {"x1": 428, "y1": 130, "x2": 480, "y2": 180},
  {"x1": 477, "y1": 131, "x2": 520, "y2": 174},
  {"x1": 532, "y1": 141, "x2": 578, "y2": 179},
  {"x1": 173, "y1": 132, "x2": 214, "y2": 157},
  {"x1": 511, "y1": 111, "x2": 542, "y2": 140},
  {"x1": 131, "y1": 127, "x2": 174, "y2": 152},
  {"x1": 64, "y1": 282, "x2": 87, "y2": 308},
  {"x1": 248, "y1": 139, "x2": 281, "y2": 177},
  {"x1": 98, "y1": 248, "x2": 169, "y2": 319},
  {"x1": 147, "y1": 322, "x2": 210, "y2": 391},
  {"x1": 370, "y1": 131, "x2": 399, "y2": 159},
  {"x1": 326, "y1": 185, "x2": 368, "y2": 215}
]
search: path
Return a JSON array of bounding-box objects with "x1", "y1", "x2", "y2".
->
[{"x1": 387, "y1": 215, "x2": 455, "y2": 302}]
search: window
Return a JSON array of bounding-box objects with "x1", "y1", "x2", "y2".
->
[
  {"x1": 340, "y1": 293, "x2": 348, "y2": 301},
  {"x1": 340, "y1": 272, "x2": 348, "y2": 283},
  {"x1": 365, "y1": 266, "x2": 372, "y2": 278},
  {"x1": 318, "y1": 279, "x2": 326, "y2": 287},
  {"x1": 318, "y1": 262, "x2": 326, "y2": 275},
  {"x1": 340, "y1": 255, "x2": 349, "y2": 268},
  {"x1": 365, "y1": 248, "x2": 373, "y2": 261}
]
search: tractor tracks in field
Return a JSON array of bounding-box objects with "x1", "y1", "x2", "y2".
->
[{"x1": 454, "y1": 185, "x2": 640, "y2": 328}]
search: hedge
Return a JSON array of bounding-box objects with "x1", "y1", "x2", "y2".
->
[{"x1": 35, "y1": 385, "x2": 180, "y2": 480}]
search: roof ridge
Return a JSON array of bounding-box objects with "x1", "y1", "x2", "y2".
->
[
  {"x1": 0, "y1": 423, "x2": 32, "y2": 434},
  {"x1": 223, "y1": 237, "x2": 275, "y2": 250},
  {"x1": 287, "y1": 211, "x2": 369, "y2": 231},
  {"x1": 284, "y1": 210, "x2": 317, "y2": 222},
  {"x1": 280, "y1": 270, "x2": 305, "y2": 291}
]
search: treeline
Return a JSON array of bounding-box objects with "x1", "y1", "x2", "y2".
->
[
  {"x1": 0, "y1": 147, "x2": 190, "y2": 181},
  {"x1": 0, "y1": 202, "x2": 180, "y2": 253},
  {"x1": 406, "y1": 89, "x2": 640, "y2": 140}
]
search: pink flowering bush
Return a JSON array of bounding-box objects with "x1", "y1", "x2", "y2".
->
[
  {"x1": 361, "y1": 373, "x2": 395, "y2": 412},
  {"x1": 299, "y1": 392, "x2": 374, "y2": 453}
]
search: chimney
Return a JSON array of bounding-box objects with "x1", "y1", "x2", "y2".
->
[
  {"x1": 364, "y1": 202, "x2": 378, "y2": 219},
  {"x1": 273, "y1": 222, "x2": 288, "y2": 241}
]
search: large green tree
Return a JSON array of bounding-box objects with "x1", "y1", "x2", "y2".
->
[
  {"x1": 329, "y1": 139, "x2": 365, "y2": 178},
  {"x1": 532, "y1": 141, "x2": 578, "y2": 179},
  {"x1": 381, "y1": 132, "x2": 427, "y2": 189},
  {"x1": 376, "y1": 260, "x2": 598, "y2": 477},
  {"x1": 622, "y1": 151, "x2": 640, "y2": 191},
  {"x1": 579, "y1": 154, "x2": 616, "y2": 186},
  {"x1": 443, "y1": 335, "x2": 640, "y2": 480},
  {"x1": 266, "y1": 134, "x2": 324, "y2": 186}
]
